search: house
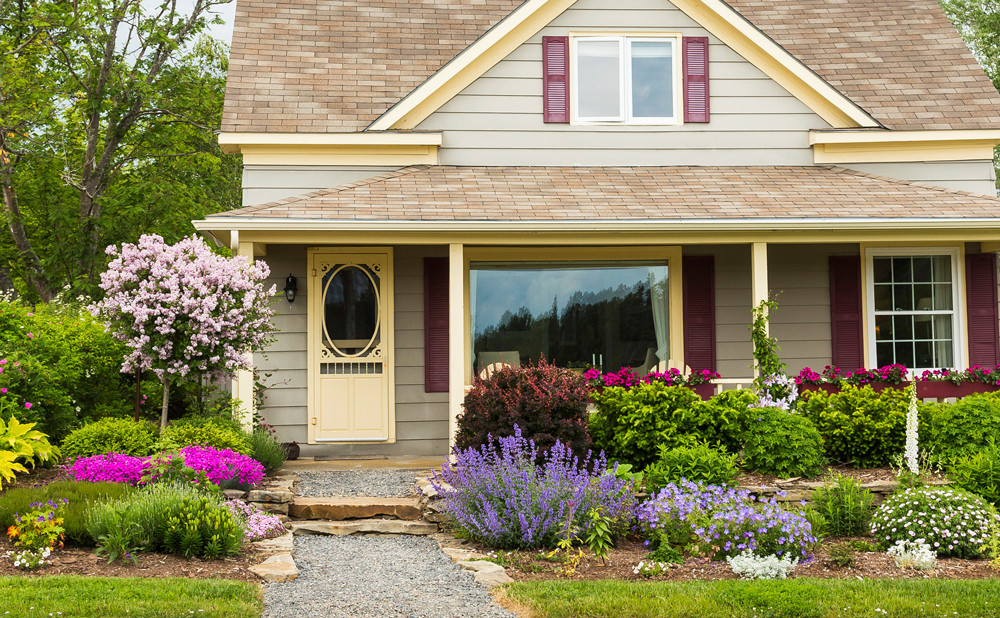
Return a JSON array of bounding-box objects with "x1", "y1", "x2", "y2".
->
[{"x1": 195, "y1": 0, "x2": 1000, "y2": 458}]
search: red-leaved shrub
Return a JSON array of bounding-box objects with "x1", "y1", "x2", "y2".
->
[{"x1": 455, "y1": 358, "x2": 592, "y2": 457}]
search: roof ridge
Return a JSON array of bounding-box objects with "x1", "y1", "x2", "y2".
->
[{"x1": 827, "y1": 165, "x2": 1000, "y2": 202}]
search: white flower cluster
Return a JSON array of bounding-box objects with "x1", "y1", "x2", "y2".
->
[
  {"x1": 726, "y1": 550, "x2": 799, "y2": 580},
  {"x1": 903, "y1": 385, "x2": 919, "y2": 475},
  {"x1": 870, "y1": 488, "x2": 1000, "y2": 556},
  {"x1": 7, "y1": 547, "x2": 52, "y2": 570},
  {"x1": 632, "y1": 561, "x2": 672, "y2": 578},
  {"x1": 887, "y1": 539, "x2": 936, "y2": 570},
  {"x1": 755, "y1": 373, "x2": 799, "y2": 410}
]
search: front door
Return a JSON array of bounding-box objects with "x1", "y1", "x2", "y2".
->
[{"x1": 309, "y1": 249, "x2": 393, "y2": 442}]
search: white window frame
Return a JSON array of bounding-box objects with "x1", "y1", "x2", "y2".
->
[
  {"x1": 570, "y1": 34, "x2": 682, "y2": 126},
  {"x1": 864, "y1": 246, "x2": 965, "y2": 372}
]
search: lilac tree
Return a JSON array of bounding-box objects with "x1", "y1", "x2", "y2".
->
[{"x1": 92, "y1": 235, "x2": 276, "y2": 429}]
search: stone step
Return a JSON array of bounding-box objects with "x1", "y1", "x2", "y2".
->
[
  {"x1": 288, "y1": 519, "x2": 438, "y2": 537},
  {"x1": 288, "y1": 496, "x2": 423, "y2": 521}
]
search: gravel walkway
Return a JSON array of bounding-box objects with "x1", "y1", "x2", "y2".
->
[
  {"x1": 294, "y1": 469, "x2": 423, "y2": 497},
  {"x1": 263, "y1": 535, "x2": 513, "y2": 618}
]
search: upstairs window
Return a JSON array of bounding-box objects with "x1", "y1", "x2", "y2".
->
[{"x1": 571, "y1": 36, "x2": 680, "y2": 124}]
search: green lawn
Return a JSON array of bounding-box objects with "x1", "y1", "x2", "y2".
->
[
  {"x1": 0, "y1": 576, "x2": 262, "y2": 617},
  {"x1": 503, "y1": 578, "x2": 1000, "y2": 618}
]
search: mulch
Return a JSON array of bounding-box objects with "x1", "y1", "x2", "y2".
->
[
  {"x1": 736, "y1": 464, "x2": 949, "y2": 488},
  {"x1": 482, "y1": 538, "x2": 999, "y2": 583}
]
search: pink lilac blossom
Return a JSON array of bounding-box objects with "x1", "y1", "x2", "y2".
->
[{"x1": 90, "y1": 234, "x2": 277, "y2": 381}]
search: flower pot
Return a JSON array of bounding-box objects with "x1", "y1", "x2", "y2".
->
[
  {"x1": 281, "y1": 441, "x2": 300, "y2": 460},
  {"x1": 868, "y1": 381, "x2": 910, "y2": 393},
  {"x1": 689, "y1": 383, "x2": 716, "y2": 400},
  {"x1": 916, "y1": 381, "x2": 999, "y2": 399}
]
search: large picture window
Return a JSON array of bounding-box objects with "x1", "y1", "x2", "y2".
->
[
  {"x1": 571, "y1": 36, "x2": 679, "y2": 124},
  {"x1": 867, "y1": 248, "x2": 962, "y2": 371},
  {"x1": 470, "y1": 261, "x2": 670, "y2": 376}
]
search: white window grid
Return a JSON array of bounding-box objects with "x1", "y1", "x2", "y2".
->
[
  {"x1": 865, "y1": 247, "x2": 964, "y2": 373},
  {"x1": 570, "y1": 35, "x2": 681, "y2": 125}
]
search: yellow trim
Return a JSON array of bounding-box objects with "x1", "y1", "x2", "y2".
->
[
  {"x1": 306, "y1": 247, "x2": 396, "y2": 445},
  {"x1": 810, "y1": 130, "x2": 1000, "y2": 163},
  {"x1": 811, "y1": 129, "x2": 1000, "y2": 145},
  {"x1": 981, "y1": 242, "x2": 1000, "y2": 253},
  {"x1": 370, "y1": 0, "x2": 577, "y2": 130},
  {"x1": 859, "y1": 243, "x2": 968, "y2": 371},
  {"x1": 448, "y1": 244, "x2": 465, "y2": 450},
  {"x1": 462, "y1": 246, "x2": 685, "y2": 371},
  {"x1": 669, "y1": 0, "x2": 877, "y2": 128},
  {"x1": 234, "y1": 242, "x2": 256, "y2": 430},
  {"x1": 237, "y1": 144, "x2": 438, "y2": 166}
]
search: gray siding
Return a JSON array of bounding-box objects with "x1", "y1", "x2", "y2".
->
[
  {"x1": 242, "y1": 166, "x2": 400, "y2": 206},
  {"x1": 417, "y1": 0, "x2": 832, "y2": 166},
  {"x1": 842, "y1": 161, "x2": 997, "y2": 196},
  {"x1": 255, "y1": 244, "x2": 449, "y2": 458}
]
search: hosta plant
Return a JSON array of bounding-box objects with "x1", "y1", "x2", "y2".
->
[
  {"x1": 644, "y1": 443, "x2": 738, "y2": 492},
  {"x1": 870, "y1": 487, "x2": 1000, "y2": 558},
  {"x1": 0, "y1": 413, "x2": 59, "y2": 490}
]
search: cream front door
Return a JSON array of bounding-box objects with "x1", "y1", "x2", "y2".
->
[{"x1": 309, "y1": 249, "x2": 393, "y2": 442}]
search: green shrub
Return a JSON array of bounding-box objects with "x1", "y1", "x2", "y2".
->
[
  {"x1": 924, "y1": 393, "x2": 1000, "y2": 461},
  {"x1": 798, "y1": 385, "x2": 909, "y2": 467},
  {"x1": 681, "y1": 389, "x2": 757, "y2": 455},
  {"x1": 249, "y1": 426, "x2": 286, "y2": 473},
  {"x1": 158, "y1": 416, "x2": 251, "y2": 454},
  {"x1": 0, "y1": 481, "x2": 134, "y2": 546},
  {"x1": 871, "y1": 487, "x2": 999, "y2": 558},
  {"x1": 87, "y1": 482, "x2": 243, "y2": 559},
  {"x1": 644, "y1": 443, "x2": 738, "y2": 492},
  {"x1": 810, "y1": 473, "x2": 875, "y2": 537},
  {"x1": 0, "y1": 300, "x2": 134, "y2": 440},
  {"x1": 742, "y1": 408, "x2": 824, "y2": 478},
  {"x1": 457, "y1": 359, "x2": 591, "y2": 457},
  {"x1": 949, "y1": 439, "x2": 1000, "y2": 507},
  {"x1": 60, "y1": 417, "x2": 158, "y2": 461},
  {"x1": 590, "y1": 383, "x2": 701, "y2": 468}
]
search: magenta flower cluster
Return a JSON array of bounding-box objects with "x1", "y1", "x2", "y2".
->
[
  {"x1": 431, "y1": 426, "x2": 636, "y2": 549},
  {"x1": 65, "y1": 446, "x2": 265, "y2": 488},
  {"x1": 796, "y1": 364, "x2": 911, "y2": 386},
  {"x1": 637, "y1": 480, "x2": 817, "y2": 561},
  {"x1": 919, "y1": 364, "x2": 1000, "y2": 386},
  {"x1": 584, "y1": 366, "x2": 720, "y2": 390}
]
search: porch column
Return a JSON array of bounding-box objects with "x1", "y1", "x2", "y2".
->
[
  {"x1": 448, "y1": 243, "x2": 466, "y2": 453},
  {"x1": 751, "y1": 242, "x2": 769, "y2": 379},
  {"x1": 232, "y1": 232, "x2": 256, "y2": 431}
]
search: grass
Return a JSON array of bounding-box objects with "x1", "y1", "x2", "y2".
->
[
  {"x1": 502, "y1": 578, "x2": 1000, "y2": 618},
  {"x1": 0, "y1": 576, "x2": 263, "y2": 617},
  {"x1": 0, "y1": 481, "x2": 134, "y2": 546}
]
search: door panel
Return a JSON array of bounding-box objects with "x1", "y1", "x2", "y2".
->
[{"x1": 310, "y1": 250, "x2": 394, "y2": 442}]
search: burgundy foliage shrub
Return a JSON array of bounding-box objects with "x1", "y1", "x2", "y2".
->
[{"x1": 456, "y1": 359, "x2": 592, "y2": 457}]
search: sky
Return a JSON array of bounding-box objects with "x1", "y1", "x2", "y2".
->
[{"x1": 162, "y1": 0, "x2": 236, "y2": 46}]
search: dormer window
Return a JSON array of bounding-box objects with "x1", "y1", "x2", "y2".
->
[{"x1": 571, "y1": 36, "x2": 681, "y2": 124}]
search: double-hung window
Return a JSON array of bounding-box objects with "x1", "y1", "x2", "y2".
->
[
  {"x1": 571, "y1": 36, "x2": 680, "y2": 124},
  {"x1": 867, "y1": 248, "x2": 963, "y2": 371}
]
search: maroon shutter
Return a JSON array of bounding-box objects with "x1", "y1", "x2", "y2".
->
[
  {"x1": 829, "y1": 255, "x2": 864, "y2": 370},
  {"x1": 683, "y1": 255, "x2": 716, "y2": 371},
  {"x1": 683, "y1": 36, "x2": 710, "y2": 123},
  {"x1": 542, "y1": 36, "x2": 570, "y2": 123},
  {"x1": 424, "y1": 258, "x2": 449, "y2": 392},
  {"x1": 966, "y1": 252, "x2": 1000, "y2": 367}
]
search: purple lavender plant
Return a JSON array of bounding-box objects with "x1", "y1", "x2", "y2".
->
[
  {"x1": 637, "y1": 479, "x2": 817, "y2": 560},
  {"x1": 431, "y1": 426, "x2": 636, "y2": 549}
]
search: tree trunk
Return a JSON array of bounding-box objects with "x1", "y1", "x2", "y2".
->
[
  {"x1": 134, "y1": 370, "x2": 142, "y2": 422},
  {"x1": 2, "y1": 180, "x2": 54, "y2": 302},
  {"x1": 160, "y1": 375, "x2": 171, "y2": 431}
]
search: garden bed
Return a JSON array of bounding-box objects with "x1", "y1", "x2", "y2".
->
[{"x1": 477, "y1": 537, "x2": 998, "y2": 583}]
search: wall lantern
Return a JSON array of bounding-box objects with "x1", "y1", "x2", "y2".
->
[{"x1": 283, "y1": 274, "x2": 298, "y2": 304}]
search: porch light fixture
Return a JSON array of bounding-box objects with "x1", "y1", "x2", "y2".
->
[{"x1": 283, "y1": 274, "x2": 298, "y2": 304}]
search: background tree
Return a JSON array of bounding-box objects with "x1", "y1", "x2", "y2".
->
[
  {"x1": 0, "y1": 0, "x2": 239, "y2": 301},
  {"x1": 92, "y1": 234, "x2": 277, "y2": 430}
]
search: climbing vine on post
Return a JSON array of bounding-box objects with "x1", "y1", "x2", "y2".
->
[{"x1": 749, "y1": 299, "x2": 787, "y2": 398}]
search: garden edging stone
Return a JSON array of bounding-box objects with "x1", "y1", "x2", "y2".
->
[{"x1": 249, "y1": 553, "x2": 298, "y2": 582}]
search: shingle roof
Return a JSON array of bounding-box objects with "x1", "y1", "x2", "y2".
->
[
  {"x1": 728, "y1": 0, "x2": 1000, "y2": 130},
  {"x1": 206, "y1": 165, "x2": 1000, "y2": 221},
  {"x1": 221, "y1": 0, "x2": 523, "y2": 133},
  {"x1": 221, "y1": 0, "x2": 1000, "y2": 134}
]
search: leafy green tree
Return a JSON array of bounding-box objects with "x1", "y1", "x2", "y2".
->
[{"x1": 0, "y1": 0, "x2": 239, "y2": 301}]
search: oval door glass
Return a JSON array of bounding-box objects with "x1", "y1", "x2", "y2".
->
[{"x1": 323, "y1": 266, "x2": 379, "y2": 355}]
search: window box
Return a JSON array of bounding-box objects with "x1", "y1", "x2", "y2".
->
[
  {"x1": 689, "y1": 382, "x2": 716, "y2": 400},
  {"x1": 915, "y1": 381, "x2": 999, "y2": 398}
]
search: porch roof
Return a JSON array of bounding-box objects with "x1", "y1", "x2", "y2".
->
[{"x1": 204, "y1": 165, "x2": 1000, "y2": 226}]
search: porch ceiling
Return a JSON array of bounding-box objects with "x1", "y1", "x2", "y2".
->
[{"x1": 203, "y1": 165, "x2": 1000, "y2": 228}]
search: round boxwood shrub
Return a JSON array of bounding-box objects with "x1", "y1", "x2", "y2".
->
[
  {"x1": 644, "y1": 443, "x2": 738, "y2": 492},
  {"x1": 456, "y1": 358, "x2": 591, "y2": 457},
  {"x1": 589, "y1": 382, "x2": 701, "y2": 468},
  {"x1": 798, "y1": 384, "x2": 909, "y2": 467},
  {"x1": 158, "y1": 416, "x2": 251, "y2": 455},
  {"x1": 924, "y1": 393, "x2": 1000, "y2": 461},
  {"x1": 681, "y1": 389, "x2": 757, "y2": 455},
  {"x1": 60, "y1": 417, "x2": 159, "y2": 461},
  {"x1": 742, "y1": 408, "x2": 824, "y2": 478},
  {"x1": 870, "y1": 487, "x2": 1000, "y2": 558}
]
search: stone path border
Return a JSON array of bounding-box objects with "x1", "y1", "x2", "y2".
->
[{"x1": 247, "y1": 472, "x2": 301, "y2": 582}]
